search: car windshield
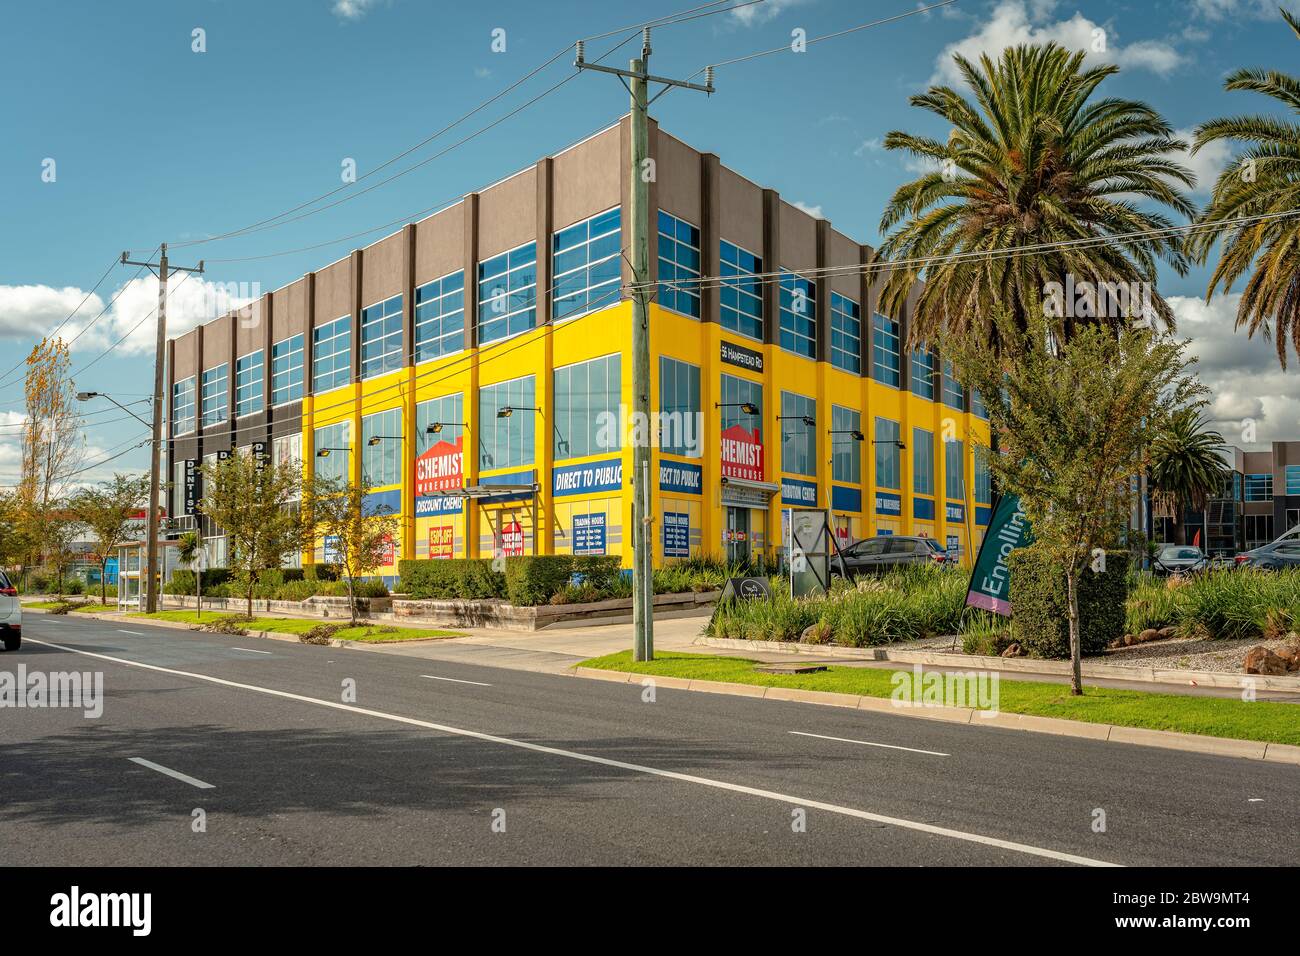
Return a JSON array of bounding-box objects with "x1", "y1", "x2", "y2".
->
[
  {"x1": 1161, "y1": 547, "x2": 1201, "y2": 560},
  {"x1": 921, "y1": 538, "x2": 945, "y2": 552}
]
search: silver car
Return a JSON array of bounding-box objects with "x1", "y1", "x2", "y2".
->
[{"x1": 0, "y1": 569, "x2": 20, "y2": 650}]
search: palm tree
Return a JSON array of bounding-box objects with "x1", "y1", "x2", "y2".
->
[
  {"x1": 1187, "y1": 7, "x2": 1300, "y2": 369},
  {"x1": 1149, "y1": 408, "x2": 1229, "y2": 546},
  {"x1": 877, "y1": 43, "x2": 1195, "y2": 349}
]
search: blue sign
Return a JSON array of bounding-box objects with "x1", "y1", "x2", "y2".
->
[
  {"x1": 415, "y1": 494, "x2": 463, "y2": 517},
  {"x1": 553, "y1": 459, "x2": 623, "y2": 497},
  {"x1": 781, "y1": 477, "x2": 818, "y2": 506},
  {"x1": 482, "y1": 469, "x2": 535, "y2": 502},
  {"x1": 323, "y1": 535, "x2": 341, "y2": 563},
  {"x1": 913, "y1": 497, "x2": 936, "y2": 521},
  {"x1": 975, "y1": 505, "x2": 992, "y2": 526},
  {"x1": 831, "y1": 485, "x2": 861, "y2": 513},
  {"x1": 663, "y1": 511, "x2": 690, "y2": 558},
  {"x1": 362, "y1": 489, "x2": 401, "y2": 517},
  {"x1": 572, "y1": 513, "x2": 607, "y2": 555},
  {"x1": 946, "y1": 501, "x2": 966, "y2": 523},
  {"x1": 875, "y1": 491, "x2": 902, "y2": 516},
  {"x1": 659, "y1": 460, "x2": 703, "y2": 495}
]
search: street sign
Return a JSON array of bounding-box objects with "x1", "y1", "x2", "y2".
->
[{"x1": 720, "y1": 576, "x2": 772, "y2": 601}]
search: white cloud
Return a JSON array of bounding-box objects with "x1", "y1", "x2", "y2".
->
[
  {"x1": 332, "y1": 0, "x2": 382, "y2": 21},
  {"x1": 854, "y1": 137, "x2": 884, "y2": 157},
  {"x1": 1171, "y1": 127, "x2": 1235, "y2": 195},
  {"x1": 931, "y1": 0, "x2": 1183, "y2": 85},
  {"x1": 730, "y1": 0, "x2": 813, "y2": 27},
  {"x1": 1192, "y1": 0, "x2": 1300, "y2": 19},
  {"x1": 791, "y1": 200, "x2": 824, "y2": 218}
]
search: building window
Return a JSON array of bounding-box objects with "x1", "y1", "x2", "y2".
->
[
  {"x1": 942, "y1": 360, "x2": 965, "y2": 409},
  {"x1": 1287, "y1": 465, "x2": 1300, "y2": 496},
  {"x1": 1245, "y1": 514, "x2": 1274, "y2": 548},
  {"x1": 478, "y1": 375, "x2": 535, "y2": 470},
  {"x1": 313, "y1": 421, "x2": 350, "y2": 483},
  {"x1": 872, "y1": 313, "x2": 901, "y2": 388},
  {"x1": 831, "y1": 405, "x2": 861, "y2": 484},
  {"x1": 974, "y1": 444, "x2": 992, "y2": 504},
  {"x1": 171, "y1": 458, "x2": 186, "y2": 518},
  {"x1": 273, "y1": 434, "x2": 302, "y2": 501},
  {"x1": 271, "y1": 334, "x2": 304, "y2": 405},
  {"x1": 659, "y1": 356, "x2": 701, "y2": 457},
  {"x1": 777, "y1": 271, "x2": 816, "y2": 358},
  {"x1": 234, "y1": 350, "x2": 263, "y2": 417},
  {"x1": 719, "y1": 240, "x2": 763, "y2": 340},
  {"x1": 360, "y1": 294, "x2": 403, "y2": 379},
  {"x1": 830, "y1": 293, "x2": 861, "y2": 374},
  {"x1": 414, "y1": 271, "x2": 465, "y2": 363},
  {"x1": 911, "y1": 347, "x2": 937, "y2": 400},
  {"x1": 913, "y1": 428, "x2": 934, "y2": 496},
  {"x1": 172, "y1": 376, "x2": 196, "y2": 436},
  {"x1": 720, "y1": 373, "x2": 763, "y2": 442},
  {"x1": 554, "y1": 353, "x2": 621, "y2": 460},
  {"x1": 945, "y1": 438, "x2": 966, "y2": 500},
  {"x1": 874, "y1": 417, "x2": 901, "y2": 490},
  {"x1": 416, "y1": 393, "x2": 464, "y2": 457},
  {"x1": 361, "y1": 408, "x2": 402, "y2": 487},
  {"x1": 780, "y1": 391, "x2": 816, "y2": 476},
  {"x1": 312, "y1": 317, "x2": 351, "y2": 393},
  {"x1": 553, "y1": 207, "x2": 621, "y2": 322},
  {"x1": 657, "y1": 211, "x2": 701, "y2": 319},
  {"x1": 478, "y1": 242, "x2": 537, "y2": 344},
  {"x1": 1245, "y1": 473, "x2": 1273, "y2": 501},
  {"x1": 971, "y1": 389, "x2": 988, "y2": 420},
  {"x1": 200, "y1": 364, "x2": 228, "y2": 428}
]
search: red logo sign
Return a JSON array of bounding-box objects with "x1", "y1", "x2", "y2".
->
[
  {"x1": 720, "y1": 424, "x2": 764, "y2": 482},
  {"x1": 500, "y1": 520, "x2": 524, "y2": 557},
  {"x1": 414, "y1": 436, "x2": 463, "y2": 497},
  {"x1": 429, "y1": 525, "x2": 454, "y2": 560}
]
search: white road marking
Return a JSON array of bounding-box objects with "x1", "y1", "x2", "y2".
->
[
  {"x1": 127, "y1": 757, "x2": 215, "y2": 790},
  {"x1": 421, "y1": 673, "x2": 492, "y2": 687},
  {"x1": 116, "y1": 630, "x2": 146, "y2": 636},
  {"x1": 231, "y1": 647, "x2": 272, "y2": 655},
  {"x1": 29, "y1": 637, "x2": 1116, "y2": 867},
  {"x1": 789, "y1": 730, "x2": 950, "y2": 757}
]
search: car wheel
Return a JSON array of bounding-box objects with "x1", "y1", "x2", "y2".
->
[{"x1": 3, "y1": 631, "x2": 19, "y2": 651}]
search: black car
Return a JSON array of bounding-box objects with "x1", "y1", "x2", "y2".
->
[
  {"x1": 1235, "y1": 539, "x2": 1300, "y2": 570},
  {"x1": 1152, "y1": 545, "x2": 1208, "y2": 576},
  {"x1": 834, "y1": 535, "x2": 950, "y2": 577}
]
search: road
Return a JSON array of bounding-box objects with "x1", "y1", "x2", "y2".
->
[{"x1": 2, "y1": 612, "x2": 1296, "y2": 866}]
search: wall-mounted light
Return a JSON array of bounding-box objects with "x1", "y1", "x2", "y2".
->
[
  {"x1": 715, "y1": 402, "x2": 759, "y2": 416},
  {"x1": 366, "y1": 435, "x2": 402, "y2": 447},
  {"x1": 316, "y1": 447, "x2": 350, "y2": 458},
  {"x1": 777, "y1": 414, "x2": 816, "y2": 427},
  {"x1": 829, "y1": 429, "x2": 865, "y2": 442},
  {"x1": 497, "y1": 405, "x2": 541, "y2": 419},
  {"x1": 426, "y1": 422, "x2": 468, "y2": 435}
]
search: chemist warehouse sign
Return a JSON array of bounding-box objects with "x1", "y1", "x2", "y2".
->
[{"x1": 414, "y1": 436, "x2": 464, "y2": 517}]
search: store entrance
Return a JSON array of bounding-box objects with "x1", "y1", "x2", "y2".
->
[{"x1": 725, "y1": 507, "x2": 750, "y2": 565}]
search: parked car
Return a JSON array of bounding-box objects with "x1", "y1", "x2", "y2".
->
[
  {"x1": 834, "y1": 535, "x2": 950, "y2": 578},
  {"x1": 1235, "y1": 539, "x2": 1300, "y2": 570},
  {"x1": 0, "y1": 569, "x2": 20, "y2": 650},
  {"x1": 1152, "y1": 545, "x2": 1209, "y2": 576}
]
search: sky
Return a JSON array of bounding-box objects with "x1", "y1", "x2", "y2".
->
[{"x1": 2, "y1": 0, "x2": 1298, "y2": 486}]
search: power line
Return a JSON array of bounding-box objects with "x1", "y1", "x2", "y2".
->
[{"x1": 71, "y1": 270, "x2": 198, "y2": 378}]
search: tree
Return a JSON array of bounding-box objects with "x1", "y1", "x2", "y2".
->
[
  {"x1": 175, "y1": 531, "x2": 204, "y2": 617},
  {"x1": 876, "y1": 43, "x2": 1195, "y2": 350},
  {"x1": 197, "y1": 452, "x2": 312, "y2": 618},
  {"x1": 304, "y1": 477, "x2": 399, "y2": 626},
  {"x1": 1148, "y1": 409, "x2": 1230, "y2": 546},
  {"x1": 1187, "y1": 8, "x2": 1300, "y2": 368},
  {"x1": 43, "y1": 508, "x2": 81, "y2": 599},
  {"x1": 70, "y1": 473, "x2": 150, "y2": 605},
  {"x1": 947, "y1": 314, "x2": 1204, "y2": 695},
  {"x1": 0, "y1": 491, "x2": 34, "y2": 576}
]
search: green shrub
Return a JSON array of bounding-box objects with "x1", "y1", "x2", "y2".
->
[
  {"x1": 64, "y1": 577, "x2": 84, "y2": 595},
  {"x1": 1008, "y1": 547, "x2": 1130, "y2": 659},
  {"x1": 1125, "y1": 574, "x2": 1181, "y2": 634},
  {"x1": 304, "y1": 563, "x2": 339, "y2": 582},
  {"x1": 398, "y1": 559, "x2": 506, "y2": 601},
  {"x1": 165, "y1": 568, "x2": 234, "y2": 595},
  {"x1": 504, "y1": 555, "x2": 576, "y2": 606},
  {"x1": 27, "y1": 572, "x2": 50, "y2": 593}
]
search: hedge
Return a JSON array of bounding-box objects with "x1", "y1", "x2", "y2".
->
[
  {"x1": 398, "y1": 555, "x2": 624, "y2": 606},
  {"x1": 398, "y1": 559, "x2": 506, "y2": 601},
  {"x1": 165, "y1": 568, "x2": 235, "y2": 595},
  {"x1": 1008, "y1": 547, "x2": 1130, "y2": 659}
]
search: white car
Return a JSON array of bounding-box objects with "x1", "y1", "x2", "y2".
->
[{"x1": 0, "y1": 569, "x2": 20, "y2": 650}]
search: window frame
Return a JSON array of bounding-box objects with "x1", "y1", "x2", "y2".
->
[
  {"x1": 413, "y1": 270, "x2": 466, "y2": 364},
  {"x1": 271, "y1": 333, "x2": 304, "y2": 407},
  {"x1": 477, "y1": 241, "x2": 538, "y2": 345},
  {"x1": 552, "y1": 207, "x2": 621, "y2": 323},
  {"x1": 359, "y1": 294, "x2": 404, "y2": 380},
  {"x1": 719, "y1": 239, "x2": 764, "y2": 341},
  {"x1": 657, "y1": 210, "x2": 702, "y2": 319},
  {"x1": 312, "y1": 316, "x2": 352, "y2": 394}
]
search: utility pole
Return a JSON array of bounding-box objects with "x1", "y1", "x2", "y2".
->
[
  {"x1": 120, "y1": 243, "x2": 204, "y2": 614},
  {"x1": 575, "y1": 31, "x2": 713, "y2": 662}
]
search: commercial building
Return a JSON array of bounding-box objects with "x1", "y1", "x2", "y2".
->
[
  {"x1": 1167, "y1": 442, "x2": 1300, "y2": 555},
  {"x1": 165, "y1": 117, "x2": 993, "y2": 581}
]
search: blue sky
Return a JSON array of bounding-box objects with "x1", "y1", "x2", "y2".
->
[{"x1": 2, "y1": 0, "x2": 1297, "y2": 483}]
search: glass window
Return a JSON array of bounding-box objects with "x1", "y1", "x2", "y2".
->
[
  {"x1": 313, "y1": 421, "x2": 350, "y2": 483},
  {"x1": 911, "y1": 347, "x2": 937, "y2": 400},
  {"x1": 273, "y1": 434, "x2": 302, "y2": 501},
  {"x1": 1287, "y1": 466, "x2": 1300, "y2": 496},
  {"x1": 1245, "y1": 473, "x2": 1273, "y2": 501},
  {"x1": 872, "y1": 313, "x2": 901, "y2": 387},
  {"x1": 361, "y1": 408, "x2": 402, "y2": 487},
  {"x1": 360, "y1": 294, "x2": 403, "y2": 379},
  {"x1": 659, "y1": 356, "x2": 702, "y2": 457},
  {"x1": 271, "y1": 334, "x2": 304, "y2": 405},
  {"x1": 172, "y1": 376, "x2": 196, "y2": 436},
  {"x1": 971, "y1": 389, "x2": 988, "y2": 419},
  {"x1": 553, "y1": 207, "x2": 621, "y2": 322},
  {"x1": 780, "y1": 391, "x2": 816, "y2": 476},
  {"x1": 478, "y1": 375, "x2": 536, "y2": 470},
  {"x1": 416, "y1": 393, "x2": 464, "y2": 457},
  {"x1": 414, "y1": 271, "x2": 465, "y2": 363},
  {"x1": 942, "y1": 360, "x2": 965, "y2": 409},
  {"x1": 200, "y1": 364, "x2": 228, "y2": 428},
  {"x1": 235, "y1": 350, "x2": 263, "y2": 417},
  {"x1": 719, "y1": 373, "x2": 763, "y2": 442},
  {"x1": 913, "y1": 428, "x2": 934, "y2": 496},
  {"x1": 657, "y1": 210, "x2": 701, "y2": 319},
  {"x1": 945, "y1": 438, "x2": 966, "y2": 500},
  {"x1": 779, "y1": 271, "x2": 816, "y2": 358},
  {"x1": 478, "y1": 242, "x2": 537, "y2": 344},
  {"x1": 874, "y1": 417, "x2": 901, "y2": 490},
  {"x1": 974, "y1": 443, "x2": 992, "y2": 504},
  {"x1": 831, "y1": 405, "x2": 861, "y2": 484},
  {"x1": 719, "y1": 240, "x2": 763, "y2": 340},
  {"x1": 554, "y1": 353, "x2": 621, "y2": 460},
  {"x1": 830, "y1": 293, "x2": 861, "y2": 374},
  {"x1": 312, "y1": 317, "x2": 351, "y2": 393}
]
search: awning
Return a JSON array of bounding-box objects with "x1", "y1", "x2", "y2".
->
[{"x1": 721, "y1": 476, "x2": 781, "y2": 510}]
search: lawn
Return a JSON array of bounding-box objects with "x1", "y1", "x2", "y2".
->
[
  {"x1": 23, "y1": 601, "x2": 118, "y2": 612},
  {"x1": 580, "y1": 651, "x2": 1300, "y2": 747},
  {"x1": 131, "y1": 610, "x2": 465, "y2": 642}
]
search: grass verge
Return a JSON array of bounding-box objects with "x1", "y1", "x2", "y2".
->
[
  {"x1": 580, "y1": 651, "x2": 1300, "y2": 747},
  {"x1": 23, "y1": 601, "x2": 117, "y2": 612},
  {"x1": 130, "y1": 610, "x2": 465, "y2": 642}
]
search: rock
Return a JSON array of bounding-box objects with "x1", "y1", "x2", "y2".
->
[
  {"x1": 1001, "y1": 642, "x2": 1022, "y2": 658},
  {"x1": 1157, "y1": 626, "x2": 1177, "y2": 639},
  {"x1": 799, "y1": 622, "x2": 831, "y2": 645},
  {"x1": 1122, "y1": 633, "x2": 1136, "y2": 646},
  {"x1": 1243, "y1": 645, "x2": 1290, "y2": 676},
  {"x1": 1275, "y1": 638, "x2": 1300, "y2": 670},
  {"x1": 1137, "y1": 628, "x2": 1162, "y2": 644}
]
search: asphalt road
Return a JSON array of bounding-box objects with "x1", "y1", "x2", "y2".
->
[{"x1": 2, "y1": 612, "x2": 1296, "y2": 866}]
